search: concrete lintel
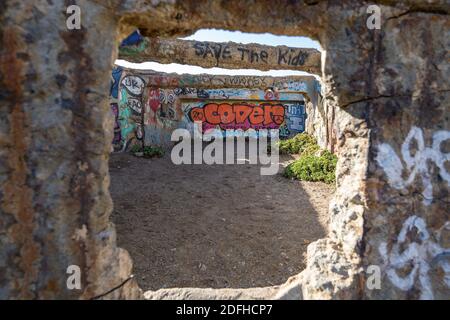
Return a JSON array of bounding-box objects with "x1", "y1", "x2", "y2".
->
[{"x1": 119, "y1": 37, "x2": 321, "y2": 74}]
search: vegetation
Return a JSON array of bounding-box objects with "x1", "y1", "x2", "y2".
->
[
  {"x1": 278, "y1": 132, "x2": 318, "y2": 155},
  {"x1": 143, "y1": 146, "x2": 164, "y2": 158},
  {"x1": 284, "y1": 149, "x2": 337, "y2": 184},
  {"x1": 281, "y1": 133, "x2": 337, "y2": 184},
  {"x1": 130, "y1": 144, "x2": 165, "y2": 158},
  {"x1": 130, "y1": 144, "x2": 142, "y2": 154}
]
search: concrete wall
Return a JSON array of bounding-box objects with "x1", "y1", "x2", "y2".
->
[
  {"x1": 110, "y1": 66, "x2": 323, "y2": 151},
  {"x1": 2, "y1": 0, "x2": 448, "y2": 300},
  {"x1": 305, "y1": 82, "x2": 337, "y2": 152}
]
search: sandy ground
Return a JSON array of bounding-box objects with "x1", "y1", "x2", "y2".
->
[{"x1": 109, "y1": 147, "x2": 335, "y2": 291}]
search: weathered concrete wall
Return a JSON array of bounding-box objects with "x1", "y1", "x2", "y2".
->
[
  {"x1": 1, "y1": 0, "x2": 448, "y2": 300},
  {"x1": 315, "y1": 3, "x2": 449, "y2": 300},
  {"x1": 111, "y1": 66, "x2": 320, "y2": 150},
  {"x1": 305, "y1": 82, "x2": 337, "y2": 152},
  {"x1": 0, "y1": 0, "x2": 142, "y2": 299},
  {"x1": 119, "y1": 35, "x2": 321, "y2": 74}
]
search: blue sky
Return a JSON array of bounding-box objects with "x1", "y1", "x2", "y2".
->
[{"x1": 116, "y1": 29, "x2": 320, "y2": 76}]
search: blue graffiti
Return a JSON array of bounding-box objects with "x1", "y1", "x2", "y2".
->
[
  {"x1": 279, "y1": 124, "x2": 290, "y2": 138},
  {"x1": 285, "y1": 102, "x2": 306, "y2": 134},
  {"x1": 110, "y1": 66, "x2": 123, "y2": 99},
  {"x1": 120, "y1": 30, "x2": 144, "y2": 47}
]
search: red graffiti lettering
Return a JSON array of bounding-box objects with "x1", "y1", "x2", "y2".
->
[
  {"x1": 189, "y1": 107, "x2": 205, "y2": 122},
  {"x1": 218, "y1": 103, "x2": 235, "y2": 124},
  {"x1": 188, "y1": 103, "x2": 285, "y2": 132},
  {"x1": 233, "y1": 104, "x2": 253, "y2": 124},
  {"x1": 263, "y1": 104, "x2": 285, "y2": 125},
  {"x1": 148, "y1": 88, "x2": 160, "y2": 112},
  {"x1": 204, "y1": 103, "x2": 221, "y2": 125},
  {"x1": 248, "y1": 105, "x2": 264, "y2": 125}
]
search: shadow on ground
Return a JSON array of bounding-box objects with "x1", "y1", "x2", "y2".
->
[{"x1": 109, "y1": 146, "x2": 334, "y2": 290}]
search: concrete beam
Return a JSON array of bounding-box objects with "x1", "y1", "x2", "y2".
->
[
  {"x1": 117, "y1": 67, "x2": 318, "y2": 90},
  {"x1": 119, "y1": 38, "x2": 321, "y2": 74}
]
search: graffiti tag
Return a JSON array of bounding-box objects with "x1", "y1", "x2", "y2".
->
[
  {"x1": 121, "y1": 75, "x2": 145, "y2": 96},
  {"x1": 378, "y1": 215, "x2": 450, "y2": 299},
  {"x1": 376, "y1": 126, "x2": 450, "y2": 205},
  {"x1": 188, "y1": 103, "x2": 285, "y2": 132}
]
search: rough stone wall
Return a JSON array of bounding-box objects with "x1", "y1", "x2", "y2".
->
[
  {"x1": 110, "y1": 67, "x2": 319, "y2": 150},
  {"x1": 314, "y1": 2, "x2": 449, "y2": 299},
  {"x1": 1, "y1": 0, "x2": 448, "y2": 300},
  {"x1": 0, "y1": 0, "x2": 142, "y2": 299},
  {"x1": 362, "y1": 11, "x2": 449, "y2": 300}
]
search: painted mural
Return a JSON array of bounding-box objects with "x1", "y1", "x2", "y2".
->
[
  {"x1": 146, "y1": 87, "x2": 306, "y2": 144},
  {"x1": 109, "y1": 66, "x2": 145, "y2": 151},
  {"x1": 182, "y1": 100, "x2": 306, "y2": 138},
  {"x1": 110, "y1": 68, "x2": 313, "y2": 151}
]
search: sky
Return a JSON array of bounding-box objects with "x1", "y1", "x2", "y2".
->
[{"x1": 115, "y1": 29, "x2": 321, "y2": 76}]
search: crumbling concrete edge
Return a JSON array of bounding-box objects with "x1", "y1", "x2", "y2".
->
[{"x1": 143, "y1": 273, "x2": 303, "y2": 300}]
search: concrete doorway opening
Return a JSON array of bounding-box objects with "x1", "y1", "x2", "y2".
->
[{"x1": 108, "y1": 29, "x2": 335, "y2": 293}]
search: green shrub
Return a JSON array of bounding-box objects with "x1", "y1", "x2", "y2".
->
[
  {"x1": 278, "y1": 133, "x2": 317, "y2": 155},
  {"x1": 129, "y1": 144, "x2": 164, "y2": 158},
  {"x1": 302, "y1": 143, "x2": 320, "y2": 156},
  {"x1": 143, "y1": 146, "x2": 164, "y2": 158},
  {"x1": 284, "y1": 150, "x2": 337, "y2": 184},
  {"x1": 129, "y1": 144, "x2": 142, "y2": 153}
]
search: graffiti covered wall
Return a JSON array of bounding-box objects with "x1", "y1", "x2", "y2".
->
[
  {"x1": 110, "y1": 67, "x2": 320, "y2": 150},
  {"x1": 146, "y1": 87, "x2": 307, "y2": 145},
  {"x1": 110, "y1": 66, "x2": 145, "y2": 151}
]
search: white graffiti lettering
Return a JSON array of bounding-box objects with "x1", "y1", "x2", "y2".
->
[
  {"x1": 378, "y1": 216, "x2": 450, "y2": 299},
  {"x1": 376, "y1": 126, "x2": 450, "y2": 205},
  {"x1": 121, "y1": 75, "x2": 145, "y2": 96}
]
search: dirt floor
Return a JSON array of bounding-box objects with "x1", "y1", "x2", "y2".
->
[{"x1": 110, "y1": 147, "x2": 335, "y2": 291}]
